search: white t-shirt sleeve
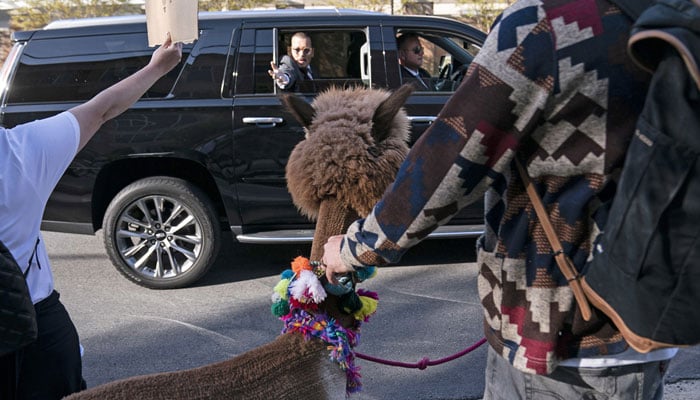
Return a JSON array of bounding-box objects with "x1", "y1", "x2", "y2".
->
[{"x1": 10, "y1": 111, "x2": 80, "y2": 199}]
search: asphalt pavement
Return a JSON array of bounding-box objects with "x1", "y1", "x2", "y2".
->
[{"x1": 44, "y1": 231, "x2": 699, "y2": 399}]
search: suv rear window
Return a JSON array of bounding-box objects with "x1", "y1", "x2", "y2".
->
[{"x1": 8, "y1": 32, "x2": 186, "y2": 102}]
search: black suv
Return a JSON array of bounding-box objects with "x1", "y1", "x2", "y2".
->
[{"x1": 0, "y1": 9, "x2": 486, "y2": 289}]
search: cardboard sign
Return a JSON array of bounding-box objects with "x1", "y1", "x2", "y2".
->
[{"x1": 146, "y1": 0, "x2": 199, "y2": 47}]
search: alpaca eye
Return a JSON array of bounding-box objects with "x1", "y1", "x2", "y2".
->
[{"x1": 367, "y1": 146, "x2": 380, "y2": 157}]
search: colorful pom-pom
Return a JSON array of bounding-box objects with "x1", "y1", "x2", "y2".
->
[
  {"x1": 356, "y1": 288, "x2": 378, "y2": 300},
  {"x1": 354, "y1": 295, "x2": 378, "y2": 321},
  {"x1": 271, "y1": 300, "x2": 290, "y2": 317},
  {"x1": 290, "y1": 269, "x2": 327, "y2": 304},
  {"x1": 291, "y1": 256, "x2": 313, "y2": 275},
  {"x1": 273, "y1": 278, "x2": 291, "y2": 301},
  {"x1": 355, "y1": 266, "x2": 377, "y2": 282},
  {"x1": 280, "y1": 269, "x2": 295, "y2": 280}
]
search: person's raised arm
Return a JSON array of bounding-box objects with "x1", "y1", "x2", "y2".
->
[{"x1": 69, "y1": 33, "x2": 183, "y2": 150}]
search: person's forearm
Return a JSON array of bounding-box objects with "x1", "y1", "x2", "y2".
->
[
  {"x1": 70, "y1": 63, "x2": 170, "y2": 150},
  {"x1": 92, "y1": 63, "x2": 169, "y2": 123},
  {"x1": 70, "y1": 37, "x2": 182, "y2": 150}
]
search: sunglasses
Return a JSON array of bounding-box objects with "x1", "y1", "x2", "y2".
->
[
  {"x1": 410, "y1": 46, "x2": 424, "y2": 55},
  {"x1": 292, "y1": 47, "x2": 313, "y2": 55}
]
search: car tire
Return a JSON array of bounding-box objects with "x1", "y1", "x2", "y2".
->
[{"x1": 102, "y1": 176, "x2": 221, "y2": 289}]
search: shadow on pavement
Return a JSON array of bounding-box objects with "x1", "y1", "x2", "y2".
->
[{"x1": 193, "y1": 232, "x2": 477, "y2": 288}]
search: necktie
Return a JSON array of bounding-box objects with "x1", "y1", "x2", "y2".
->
[{"x1": 413, "y1": 70, "x2": 428, "y2": 89}]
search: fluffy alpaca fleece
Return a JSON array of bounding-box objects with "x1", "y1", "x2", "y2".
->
[
  {"x1": 283, "y1": 84, "x2": 413, "y2": 259},
  {"x1": 63, "y1": 333, "x2": 346, "y2": 400},
  {"x1": 285, "y1": 85, "x2": 411, "y2": 222},
  {"x1": 63, "y1": 85, "x2": 414, "y2": 400}
]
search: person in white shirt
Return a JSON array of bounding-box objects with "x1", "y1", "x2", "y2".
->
[{"x1": 0, "y1": 33, "x2": 182, "y2": 400}]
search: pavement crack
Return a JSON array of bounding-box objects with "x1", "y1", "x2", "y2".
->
[{"x1": 128, "y1": 314, "x2": 238, "y2": 345}]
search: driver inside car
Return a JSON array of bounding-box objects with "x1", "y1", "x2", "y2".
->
[{"x1": 397, "y1": 32, "x2": 433, "y2": 91}]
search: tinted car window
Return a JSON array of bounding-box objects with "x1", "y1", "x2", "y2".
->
[
  {"x1": 8, "y1": 32, "x2": 187, "y2": 102},
  {"x1": 173, "y1": 27, "x2": 233, "y2": 99},
  {"x1": 254, "y1": 28, "x2": 275, "y2": 94},
  {"x1": 254, "y1": 29, "x2": 369, "y2": 94},
  {"x1": 394, "y1": 28, "x2": 480, "y2": 93}
]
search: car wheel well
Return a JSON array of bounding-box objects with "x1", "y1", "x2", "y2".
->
[{"x1": 91, "y1": 158, "x2": 227, "y2": 232}]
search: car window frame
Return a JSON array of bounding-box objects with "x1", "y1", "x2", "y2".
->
[
  {"x1": 264, "y1": 28, "x2": 372, "y2": 95},
  {"x1": 389, "y1": 26, "x2": 482, "y2": 94}
]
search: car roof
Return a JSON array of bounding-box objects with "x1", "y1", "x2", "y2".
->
[
  {"x1": 13, "y1": 8, "x2": 482, "y2": 44},
  {"x1": 43, "y1": 8, "x2": 384, "y2": 30}
]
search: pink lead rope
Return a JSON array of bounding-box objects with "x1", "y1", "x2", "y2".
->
[{"x1": 354, "y1": 337, "x2": 487, "y2": 370}]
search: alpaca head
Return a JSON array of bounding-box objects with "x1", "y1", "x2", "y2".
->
[{"x1": 283, "y1": 84, "x2": 414, "y2": 261}]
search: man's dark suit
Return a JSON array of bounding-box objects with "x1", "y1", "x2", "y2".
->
[
  {"x1": 400, "y1": 65, "x2": 432, "y2": 91},
  {"x1": 277, "y1": 55, "x2": 314, "y2": 92}
]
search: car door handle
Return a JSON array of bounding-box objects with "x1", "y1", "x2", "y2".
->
[
  {"x1": 242, "y1": 117, "x2": 284, "y2": 127},
  {"x1": 408, "y1": 116, "x2": 436, "y2": 124}
]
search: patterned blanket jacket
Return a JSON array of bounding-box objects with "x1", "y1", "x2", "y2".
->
[{"x1": 339, "y1": 0, "x2": 652, "y2": 374}]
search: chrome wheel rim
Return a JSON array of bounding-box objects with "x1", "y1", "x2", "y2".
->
[{"x1": 114, "y1": 195, "x2": 203, "y2": 280}]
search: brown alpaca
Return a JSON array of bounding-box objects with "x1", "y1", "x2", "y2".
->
[
  {"x1": 63, "y1": 84, "x2": 413, "y2": 400},
  {"x1": 284, "y1": 84, "x2": 413, "y2": 261}
]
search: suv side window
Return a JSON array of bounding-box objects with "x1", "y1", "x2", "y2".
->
[
  {"x1": 276, "y1": 30, "x2": 368, "y2": 93},
  {"x1": 174, "y1": 28, "x2": 233, "y2": 99},
  {"x1": 394, "y1": 29, "x2": 480, "y2": 93},
  {"x1": 8, "y1": 32, "x2": 187, "y2": 103},
  {"x1": 241, "y1": 28, "x2": 369, "y2": 95}
]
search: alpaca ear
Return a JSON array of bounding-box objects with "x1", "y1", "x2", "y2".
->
[
  {"x1": 280, "y1": 94, "x2": 315, "y2": 128},
  {"x1": 371, "y1": 84, "x2": 414, "y2": 143}
]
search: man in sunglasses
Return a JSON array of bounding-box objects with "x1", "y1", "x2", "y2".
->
[
  {"x1": 397, "y1": 32, "x2": 432, "y2": 91},
  {"x1": 269, "y1": 32, "x2": 315, "y2": 92}
]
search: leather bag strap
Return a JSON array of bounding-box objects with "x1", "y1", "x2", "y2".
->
[{"x1": 515, "y1": 159, "x2": 593, "y2": 321}]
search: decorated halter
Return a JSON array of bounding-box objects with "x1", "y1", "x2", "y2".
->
[{"x1": 271, "y1": 256, "x2": 378, "y2": 394}]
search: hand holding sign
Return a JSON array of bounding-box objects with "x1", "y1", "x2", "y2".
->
[{"x1": 146, "y1": 0, "x2": 199, "y2": 47}]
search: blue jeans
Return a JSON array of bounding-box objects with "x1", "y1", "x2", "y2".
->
[
  {"x1": 0, "y1": 290, "x2": 85, "y2": 399},
  {"x1": 483, "y1": 346, "x2": 670, "y2": 400}
]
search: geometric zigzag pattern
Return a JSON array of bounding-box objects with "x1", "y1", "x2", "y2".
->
[{"x1": 342, "y1": 0, "x2": 645, "y2": 375}]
